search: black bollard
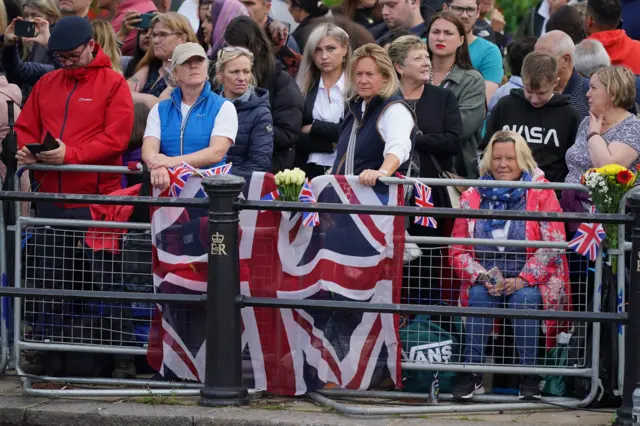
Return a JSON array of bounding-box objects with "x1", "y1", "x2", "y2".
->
[
  {"x1": 199, "y1": 174, "x2": 249, "y2": 407},
  {"x1": 614, "y1": 194, "x2": 640, "y2": 425}
]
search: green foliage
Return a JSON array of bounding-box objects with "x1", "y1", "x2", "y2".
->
[{"x1": 496, "y1": 0, "x2": 540, "y2": 34}]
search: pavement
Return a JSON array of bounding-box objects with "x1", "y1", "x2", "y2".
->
[{"x1": 0, "y1": 373, "x2": 618, "y2": 426}]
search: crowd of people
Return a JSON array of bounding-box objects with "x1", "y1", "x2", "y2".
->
[{"x1": 1, "y1": 0, "x2": 640, "y2": 402}]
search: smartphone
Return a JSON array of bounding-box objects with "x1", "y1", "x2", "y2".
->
[
  {"x1": 42, "y1": 132, "x2": 59, "y2": 150},
  {"x1": 15, "y1": 20, "x2": 36, "y2": 38},
  {"x1": 25, "y1": 132, "x2": 59, "y2": 155},
  {"x1": 134, "y1": 13, "x2": 155, "y2": 30}
]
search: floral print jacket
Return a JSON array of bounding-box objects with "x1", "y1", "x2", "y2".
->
[{"x1": 449, "y1": 169, "x2": 572, "y2": 348}]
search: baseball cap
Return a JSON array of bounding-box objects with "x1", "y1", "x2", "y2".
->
[
  {"x1": 171, "y1": 43, "x2": 208, "y2": 71},
  {"x1": 48, "y1": 16, "x2": 92, "y2": 53}
]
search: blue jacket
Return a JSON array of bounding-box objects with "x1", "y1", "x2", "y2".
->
[
  {"x1": 158, "y1": 81, "x2": 227, "y2": 167},
  {"x1": 2, "y1": 44, "x2": 56, "y2": 89},
  {"x1": 224, "y1": 87, "x2": 274, "y2": 174},
  {"x1": 623, "y1": 0, "x2": 640, "y2": 41}
]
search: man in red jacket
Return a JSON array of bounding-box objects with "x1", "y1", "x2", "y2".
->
[
  {"x1": 15, "y1": 16, "x2": 134, "y2": 378},
  {"x1": 585, "y1": 0, "x2": 640, "y2": 74}
]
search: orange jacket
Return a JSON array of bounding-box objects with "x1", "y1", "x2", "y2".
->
[{"x1": 589, "y1": 30, "x2": 640, "y2": 74}]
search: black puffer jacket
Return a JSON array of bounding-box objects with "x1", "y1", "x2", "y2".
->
[{"x1": 263, "y1": 60, "x2": 304, "y2": 173}]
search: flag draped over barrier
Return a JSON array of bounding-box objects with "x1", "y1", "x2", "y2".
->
[{"x1": 148, "y1": 170, "x2": 405, "y2": 395}]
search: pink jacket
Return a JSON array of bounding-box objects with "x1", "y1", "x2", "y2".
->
[
  {"x1": 449, "y1": 169, "x2": 571, "y2": 348},
  {"x1": 112, "y1": 0, "x2": 157, "y2": 56}
]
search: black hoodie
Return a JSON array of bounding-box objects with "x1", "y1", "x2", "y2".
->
[{"x1": 481, "y1": 89, "x2": 581, "y2": 183}]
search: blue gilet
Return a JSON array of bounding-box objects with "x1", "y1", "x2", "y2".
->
[{"x1": 157, "y1": 81, "x2": 226, "y2": 167}]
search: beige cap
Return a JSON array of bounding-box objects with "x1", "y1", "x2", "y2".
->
[{"x1": 171, "y1": 42, "x2": 208, "y2": 70}]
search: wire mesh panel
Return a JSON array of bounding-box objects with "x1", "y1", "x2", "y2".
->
[
  {"x1": 401, "y1": 245, "x2": 590, "y2": 375},
  {"x1": 22, "y1": 225, "x2": 154, "y2": 347}
]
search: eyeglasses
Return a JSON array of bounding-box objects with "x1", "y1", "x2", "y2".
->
[
  {"x1": 450, "y1": 5, "x2": 478, "y2": 15},
  {"x1": 52, "y1": 44, "x2": 88, "y2": 63},
  {"x1": 151, "y1": 31, "x2": 180, "y2": 41}
]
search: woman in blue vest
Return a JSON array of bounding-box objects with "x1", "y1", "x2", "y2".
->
[
  {"x1": 333, "y1": 43, "x2": 415, "y2": 186},
  {"x1": 142, "y1": 42, "x2": 238, "y2": 190}
]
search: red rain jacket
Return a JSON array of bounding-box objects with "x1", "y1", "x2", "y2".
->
[
  {"x1": 15, "y1": 44, "x2": 134, "y2": 207},
  {"x1": 589, "y1": 29, "x2": 640, "y2": 74}
]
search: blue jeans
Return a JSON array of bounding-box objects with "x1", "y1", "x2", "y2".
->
[{"x1": 463, "y1": 285, "x2": 542, "y2": 366}]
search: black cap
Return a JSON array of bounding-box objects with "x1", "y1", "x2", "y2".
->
[{"x1": 48, "y1": 16, "x2": 92, "y2": 53}]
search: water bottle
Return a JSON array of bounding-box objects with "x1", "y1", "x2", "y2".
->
[
  {"x1": 632, "y1": 387, "x2": 640, "y2": 424},
  {"x1": 429, "y1": 372, "x2": 440, "y2": 404}
]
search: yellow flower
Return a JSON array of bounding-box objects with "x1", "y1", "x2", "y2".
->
[{"x1": 599, "y1": 164, "x2": 627, "y2": 176}]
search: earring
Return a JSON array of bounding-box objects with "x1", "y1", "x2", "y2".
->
[{"x1": 342, "y1": 56, "x2": 346, "y2": 63}]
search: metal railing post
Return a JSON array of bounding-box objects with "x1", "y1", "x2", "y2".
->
[
  {"x1": 199, "y1": 174, "x2": 249, "y2": 407},
  {"x1": 615, "y1": 194, "x2": 640, "y2": 426}
]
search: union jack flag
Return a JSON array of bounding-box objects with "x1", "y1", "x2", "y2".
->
[
  {"x1": 148, "y1": 173, "x2": 405, "y2": 395},
  {"x1": 166, "y1": 162, "x2": 196, "y2": 198},
  {"x1": 413, "y1": 181, "x2": 437, "y2": 229},
  {"x1": 568, "y1": 206, "x2": 605, "y2": 261},
  {"x1": 199, "y1": 162, "x2": 232, "y2": 177},
  {"x1": 298, "y1": 179, "x2": 319, "y2": 227}
]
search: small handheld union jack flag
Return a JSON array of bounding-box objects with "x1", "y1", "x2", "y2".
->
[
  {"x1": 261, "y1": 190, "x2": 281, "y2": 201},
  {"x1": 299, "y1": 179, "x2": 319, "y2": 227},
  {"x1": 167, "y1": 162, "x2": 197, "y2": 197},
  {"x1": 199, "y1": 162, "x2": 232, "y2": 177},
  {"x1": 568, "y1": 206, "x2": 605, "y2": 262},
  {"x1": 414, "y1": 181, "x2": 437, "y2": 229}
]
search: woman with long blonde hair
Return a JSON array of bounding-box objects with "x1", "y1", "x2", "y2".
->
[
  {"x1": 92, "y1": 20, "x2": 123, "y2": 74},
  {"x1": 128, "y1": 12, "x2": 197, "y2": 108},
  {"x1": 294, "y1": 24, "x2": 351, "y2": 178}
]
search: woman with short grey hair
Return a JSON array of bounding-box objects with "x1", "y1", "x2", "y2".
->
[{"x1": 574, "y1": 39, "x2": 611, "y2": 77}]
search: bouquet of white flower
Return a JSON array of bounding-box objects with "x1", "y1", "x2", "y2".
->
[{"x1": 275, "y1": 168, "x2": 306, "y2": 201}]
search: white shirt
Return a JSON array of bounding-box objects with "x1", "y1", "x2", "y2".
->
[
  {"x1": 144, "y1": 100, "x2": 238, "y2": 145},
  {"x1": 363, "y1": 101, "x2": 413, "y2": 165},
  {"x1": 538, "y1": 0, "x2": 551, "y2": 37},
  {"x1": 177, "y1": 0, "x2": 200, "y2": 32},
  {"x1": 308, "y1": 74, "x2": 345, "y2": 167}
]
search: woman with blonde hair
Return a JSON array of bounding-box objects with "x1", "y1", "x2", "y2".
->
[
  {"x1": 92, "y1": 20, "x2": 123, "y2": 74},
  {"x1": 294, "y1": 23, "x2": 351, "y2": 178},
  {"x1": 128, "y1": 12, "x2": 197, "y2": 108},
  {"x1": 332, "y1": 43, "x2": 414, "y2": 186},
  {"x1": 450, "y1": 130, "x2": 570, "y2": 401},
  {"x1": 215, "y1": 47, "x2": 273, "y2": 173}
]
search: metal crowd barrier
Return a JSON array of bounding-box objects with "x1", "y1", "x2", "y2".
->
[{"x1": 0, "y1": 166, "x2": 633, "y2": 420}]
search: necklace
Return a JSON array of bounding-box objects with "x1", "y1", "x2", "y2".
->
[{"x1": 429, "y1": 63, "x2": 455, "y2": 86}]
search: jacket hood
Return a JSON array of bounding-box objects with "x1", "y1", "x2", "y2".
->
[
  {"x1": 532, "y1": 167, "x2": 546, "y2": 182},
  {"x1": 589, "y1": 30, "x2": 637, "y2": 63},
  {"x1": 0, "y1": 76, "x2": 22, "y2": 106},
  {"x1": 62, "y1": 44, "x2": 113, "y2": 80},
  {"x1": 233, "y1": 87, "x2": 270, "y2": 112},
  {"x1": 510, "y1": 89, "x2": 571, "y2": 107}
]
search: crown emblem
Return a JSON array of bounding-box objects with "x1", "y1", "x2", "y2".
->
[{"x1": 211, "y1": 232, "x2": 225, "y2": 244}]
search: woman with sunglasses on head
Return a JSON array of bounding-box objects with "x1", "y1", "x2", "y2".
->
[
  {"x1": 128, "y1": 12, "x2": 198, "y2": 108},
  {"x1": 215, "y1": 47, "x2": 273, "y2": 174},
  {"x1": 294, "y1": 23, "x2": 351, "y2": 179},
  {"x1": 427, "y1": 11, "x2": 485, "y2": 179},
  {"x1": 333, "y1": 43, "x2": 415, "y2": 186},
  {"x1": 142, "y1": 42, "x2": 237, "y2": 190},
  {"x1": 224, "y1": 16, "x2": 303, "y2": 172}
]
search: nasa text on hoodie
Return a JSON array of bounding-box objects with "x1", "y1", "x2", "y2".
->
[{"x1": 480, "y1": 88, "x2": 582, "y2": 183}]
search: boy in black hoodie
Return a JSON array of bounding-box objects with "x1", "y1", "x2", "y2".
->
[{"x1": 480, "y1": 51, "x2": 581, "y2": 182}]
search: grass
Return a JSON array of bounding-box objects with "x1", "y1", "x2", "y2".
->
[{"x1": 137, "y1": 390, "x2": 185, "y2": 406}]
